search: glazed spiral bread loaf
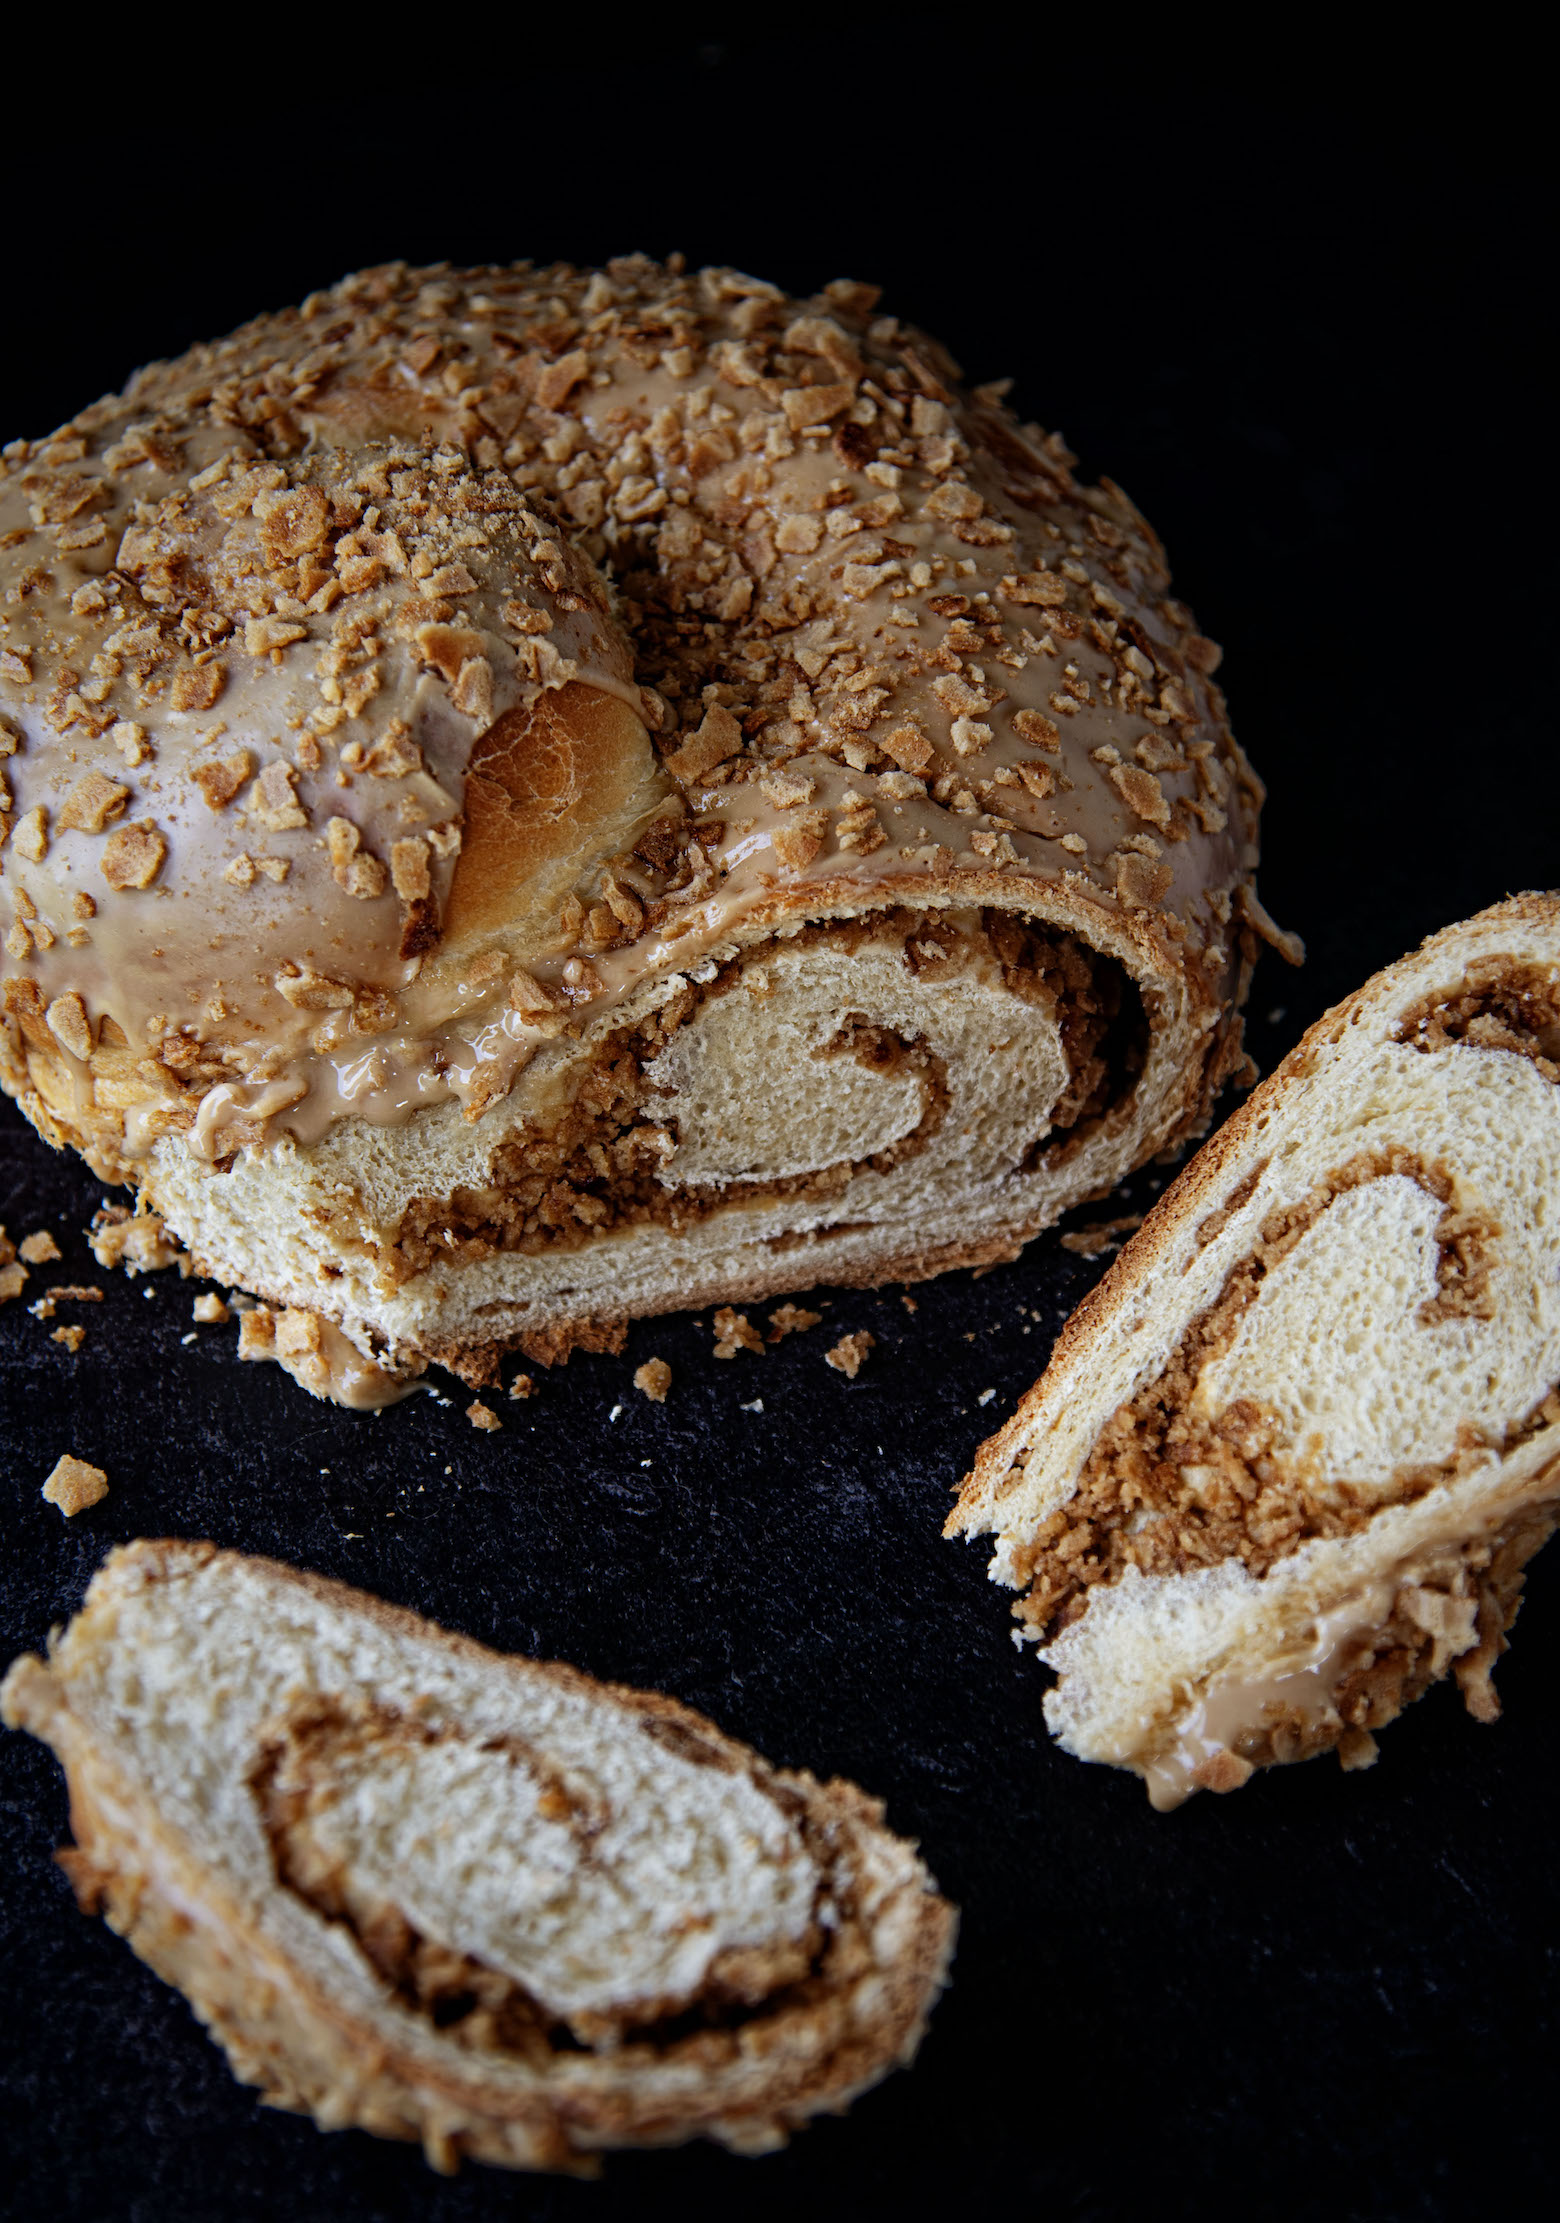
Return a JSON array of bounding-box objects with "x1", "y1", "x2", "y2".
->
[
  {"x1": 0, "y1": 257, "x2": 1291, "y2": 1401},
  {"x1": 2, "y1": 1541, "x2": 953, "y2": 2170},
  {"x1": 949, "y1": 897, "x2": 1560, "y2": 1806}
]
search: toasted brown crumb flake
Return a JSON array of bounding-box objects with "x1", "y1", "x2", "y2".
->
[
  {"x1": 88, "y1": 1205, "x2": 184, "y2": 1275},
  {"x1": 192, "y1": 1292, "x2": 230, "y2": 1323},
  {"x1": 634, "y1": 1357, "x2": 673, "y2": 1402},
  {"x1": 390, "y1": 837, "x2": 432, "y2": 902},
  {"x1": 101, "y1": 820, "x2": 167, "y2": 891},
  {"x1": 190, "y1": 750, "x2": 254, "y2": 810},
  {"x1": 664, "y1": 703, "x2": 743, "y2": 785},
  {"x1": 18, "y1": 1230, "x2": 61, "y2": 1264},
  {"x1": 42, "y1": 1453, "x2": 108, "y2": 1517},
  {"x1": 50, "y1": 1324, "x2": 85, "y2": 1353},
  {"x1": 59, "y1": 772, "x2": 130, "y2": 833},
  {"x1": 767, "y1": 1304, "x2": 822, "y2": 1341},
  {"x1": 170, "y1": 662, "x2": 227, "y2": 713},
  {"x1": 466, "y1": 1400, "x2": 502, "y2": 1432},
  {"x1": 825, "y1": 1330, "x2": 875, "y2": 1378},
  {"x1": 508, "y1": 1372, "x2": 536, "y2": 1401},
  {"x1": 1189, "y1": 1748, "x2": 1255, "y2": 1794},
  {"x1": 0, "y1": 1258, "x2": 28, "y2": 1303},
  {"x1": 45, "y1": 993, "x2": 93, "y2": 1060},
  {"x1": 771, "y1": 810, "x2": 828, "y2": 872},
  {"x1": 712, "y1": 1307, "x2": 765, "y2": 1359}
]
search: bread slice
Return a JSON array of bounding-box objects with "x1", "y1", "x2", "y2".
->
[
  {"x1": 1, "y1": 1542, "x2": 954, "y2": 2172},
  {"x1": 948, "y1": 895, "x2": 1560, "y2": 1805}
]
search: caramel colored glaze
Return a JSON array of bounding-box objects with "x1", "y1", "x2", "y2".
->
[{"x1": 0, "y1": 258, "x2": 1272, "y2": 1172}]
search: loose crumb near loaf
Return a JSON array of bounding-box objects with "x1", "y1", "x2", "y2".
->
[
  {"x1": 826, "y1": 1331, "x2": 875, "y2": 1378},
  {"x1": 633, "y1": 1358, "x2": 672, "y2": 1402},
  {"x1": 1, "y1": 1542, "x2": 955, "y2": 2172},
  {"x1": 42, "y1": 1454, "x2": 108, "y2": 1515},
  {"x1": 949, "y1": 896, "x2": 1560, "y2": 1806}
]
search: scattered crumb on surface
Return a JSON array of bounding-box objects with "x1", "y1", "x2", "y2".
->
[
  {"x1": 466, "y1": 1400, "x2": 501, "y2": 1432},
  {"x1": 89, "y1": 1204, "x2": 186, "y2": 1276},
  {"x1": 1058, "y1": 1214, "x2": 1144, "y2": 1260},
  {"x1": 29, "y1": 1284, "x2": 103, "y2": 1322},
  {"x1": 192, "y1": 1292, "x2": 230, "y2": 1324},
  {"x1": 42, "y1": 1454, "x2": 108, "y2": 1517},
  {"x1": 826, "y1": 1330, "x2": 876, "y2": 1379},
  {"x1": 0, "y1": 1229, "x2": 26, "y2": 1303},
  {"x1": 237, "y1": 1309, "x2": 274, "y2": 1360},
  {"x1": 767, "y1": 1303, "x2": 822, "y2": 1342},
  {"x1": 901, "y1": 1292, "x2": 919, "y2": 1313},
  {"x1": 634, "y1": 1357, "x2": 673, "y2": 1403},
  {"x1": 977, "y1": 1387, "x2": 997, "y2": 1406},
  {"x1": 18, "y1": 1231, "x2": 61, "y2": 1265},
  {"x1": 50, "y1": 1325, "x2": 86, "y2": 1353},
  {"x1": 712, "y1": 1307, "x2": 765, "y2": 1359},
  {"x1": 508, "y1": 1373, "x2": 536, "y2": 1401}
]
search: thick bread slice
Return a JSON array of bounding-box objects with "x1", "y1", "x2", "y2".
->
[
  {"x1": 1, "y1": 1542, "x2": 954, "y2": 2172},
  {"x1": 948, "y1": 895, "x2": 1560, "y2": 1806}
]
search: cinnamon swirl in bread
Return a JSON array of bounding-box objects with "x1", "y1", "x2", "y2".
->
[
  {"x1": 949, "y1": 897, "x2": 1560, "y2": 1805},
  {"x1": 0, "y1": 258, "x2": 1289, "y2": 1403},
  {"x1": 2, "y1": 1540, "x2": 954, "y2": 2172}
]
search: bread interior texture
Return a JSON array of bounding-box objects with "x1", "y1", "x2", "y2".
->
[
  {"x1": 149, "y1": 900, "x2": 1164, "y2": 1389},
  {"x1": 2, "y1": 1545, "x2": 954, "y2": 2170},
  {"x1": 951, "y1": 903, "x2": 1560, "y2": 1804}
]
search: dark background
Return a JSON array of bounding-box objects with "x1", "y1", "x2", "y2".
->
[{"x1": 2, "y1": 29, "x2": 1555, "y2": 2222}]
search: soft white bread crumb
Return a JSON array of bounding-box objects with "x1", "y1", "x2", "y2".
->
[
  {"x1": 2, "y1": 1542, "x2": 954, "y2": 2172},
  {"x1": 950, "y1": 895, "x2": 1560, "y2": 1805}
]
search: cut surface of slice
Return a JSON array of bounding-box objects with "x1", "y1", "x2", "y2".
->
[
  {"x1": 948, "y1": 895, "x2": 1560, "y2": 1805},
  {"x1": 1, "y1": 1541, "x2": 954, "y2": 2172}
]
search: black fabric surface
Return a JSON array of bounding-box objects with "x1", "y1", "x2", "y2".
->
[{"x1": 2, "y1": 34, "x2": 1555, "y2": 2222}]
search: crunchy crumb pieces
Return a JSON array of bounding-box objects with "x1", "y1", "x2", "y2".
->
[
  {"x1": 901, "y1": 1292, "x2": 919, "y2": 1312},
  {"x1": 29, "y1": 1284, "x2": 102, "y2": 1321},
  {"x1": 89, "y1": 1206, "x2": 186, "y2": 1276},
  {"x1": 634, "y1": 1357, "x2": 673, "y2": 1402},
  {"x1": 18, "y1": 1230, "x2": 62, "y2": 1264},
  {"x1": 825, "y1": 1330, "x2": 876, "y2": 1378},
  {"x1": 712, "y1": 1307, "x2": 765, "y2": 1359},
  {"x1": 767, "y1": 1304, "x2": 822, "y2": 1341},
  {"x1": 41, "y1": 1453, "x2": 108, "y2": 1517},
  {"x1": 192, "y1": 1292, "x2": 230, "y2": 1323},
  {"x1": 508, "y1": 1372, "x2": 536, "y2": 1400},
  {"x1": 1188, "y1": 1749, "x2": 1255, "y2": 1795},
  {"x1": 50, "y1": 1324, "x2": 86, "y2": 1353},
  {"x1": 466, "y1": 1400, "x2": 501, "y2": 1432}
]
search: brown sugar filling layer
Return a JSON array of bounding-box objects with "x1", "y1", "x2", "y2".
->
[
  {"x1": 389, "y1": 909, "x2": 1148, "y2": 1281},
  {"x1": 251, "y1": 1701, "x2": 847, "y2": 2073},
  {"x1": 1012, "y1": 1145, "x2": 1553, "y2": 1644},
  {"x1": 1396, "y1": 956, "x2": 1560, "y2": 1074},
  {"x1": 1175, "y1": 1500, "x2": 1560, "y2": 1787}
]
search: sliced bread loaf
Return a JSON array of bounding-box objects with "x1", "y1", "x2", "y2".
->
[
  {"x1": 948, "y1": 895, "x2": 1560, "y2": 1805},
  {"x1": 1, "y1": 1541, "x2": 954, "y2": 2171}
]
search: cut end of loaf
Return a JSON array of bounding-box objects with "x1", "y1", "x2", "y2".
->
[
  {"x1": 143, "y1": 887, "x2": 1251, "y2": 1400},
  {"x1": 952, "y1": 895, "x2": 1560, "y2": 1804},
  {"x1": 2, "y1": 1541, "x2": 955, "y2": 2171}
]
